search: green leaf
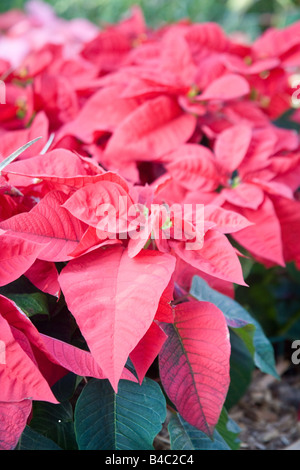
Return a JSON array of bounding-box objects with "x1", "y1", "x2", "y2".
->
[
  {"x1": 74, "y1": 378, "x2": 166, "y2": 450},
  {"x1": 215, "y1": 408, "x2": 241, "y2": 450},
  {"x1": 232, "y1": 323, "x2": 256, "y2": 357},
  {"x1": 51, "y1": 372, "x2": 80, "y2": 403},
  {"x1": 287, "y1": 262, "x2": 300, "y2": 285},
  {"x1": 29, "y1": 401, "x2": 77, "y2": 450},
  {"x1": 6, "y1": 292, "x2": 49, "y2": 318},
  {"x1": 0, "y1": 137, "x2": 42, "y2": 173},
  {"x1": 272, "y1": 109, "x2": 300, "y2": 131},
  {"x1": 16, "y1": 426, "x2": 62, "y2": 450},
  {"x1": 225, "y1": 330, "x2": 255, "y2": 410},
  {"x1": 168, "y1": 413, "x2": 230, "y2": 450},
  {"x1": 190, "y1": 276, "x2": 279, "y2": 378},
  {"x1": 239, "y1": 255, "x2": 254, "y2": 280}
]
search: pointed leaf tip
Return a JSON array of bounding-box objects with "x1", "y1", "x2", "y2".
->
[{"x1": 0, "y1": 137, "x2": 42, "y2": 173}]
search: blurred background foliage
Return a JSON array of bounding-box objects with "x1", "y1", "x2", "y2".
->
[{"x1": 1, "y1": 0, "x2": 300, "y2": 39}]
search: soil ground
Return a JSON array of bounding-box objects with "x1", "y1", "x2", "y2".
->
[{"x1": 230, "y1": 361, "x2": 300, "y2": 450}]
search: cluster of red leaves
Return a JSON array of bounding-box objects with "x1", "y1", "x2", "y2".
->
[{"x1": 1, "y1": 2, "x2": 300, "y2": 449}]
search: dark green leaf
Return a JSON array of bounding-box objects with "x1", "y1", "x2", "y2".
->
[
  {"x1": 29, "y1": 401, "x2": 77, "y2": 450},
  {"x1": 216, "y1": 408, "x2": 241, "y2": 450},
  {"x1": 74, "y1": 378, "x2": 166, "y2": 450},
  {"x1": 225, "y1": 330, "x2": 255, "y2": 409},
  {"x1": 16, "y1": 426, "x2": 62, "y2": 450},
  {"x1": 168, "y1": 413, "x2": 230, "y2": 450},
  {"x1": 51, "y1": 372, "x2": 81, "y2": 403},
  {"x1": 6, "y1": 292, "x2": 49, "y2": 318}
]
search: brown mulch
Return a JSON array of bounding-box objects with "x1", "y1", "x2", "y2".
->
[
  {"x1": 154, "y1": 360, "x2": 300, "y2": 451},
  {"x1": 230, "y1": 361, "x2": 300, "y2": 450}
]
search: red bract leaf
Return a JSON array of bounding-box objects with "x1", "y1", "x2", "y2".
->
[
  {"x1": 159, "y1": 28, "x2": 196, "y2": 87},
  {"x1": 0, "y1": 233, "x2": 44, "y2": 287},
  {"x1": 273, "y1": 157, "x2": 300, "y2": 193},
  {"x1": 252, "y1": 20, "x2": 300, "y2": 61},
  {"x1": 129, "y1": 322, "x2": 167, "y2": 384},
  {"x1": 230, "y1": 196, "x2": 285, "y2": 266},
  {"x1": 67, "y1": 226, "x2": 122, "y2": 258},
  {"x1": 3, "y1": 148, "x2": 87, "y2": 177},
  {"x1": 155, "y1": 277, "x2": 175, "y2": 323},
  {"x1": 40, "y1": 334, "x2": 137, "y2": 383},
  {"x1": 214, "y1": 124, "x2": 252, "y2": 173},
  {"x1": 104, "y1": 95, "x2": 197, "y2": 163},
  {"x1": 0, "y1": 313, "x2": 58, "y2": 403},
  {"x1": 81, "y1": 29, "x2": 131, "y2": 72},
  {"x1": 0, "y1": 112, "x2": 49, "y2": 163},
  {"x1": 222, "y1": 54, "x2": 279, "y2": 75},
  {"x1": 271, "y1": 196, "x2": 300, "y2": 266},
  {"x1": 165, "y1": 144, "x2": 219, "y2": 191},
  {"x1": 24, "y1": 260, "x2": 60, "y2": 297},
  {"x1": 204, "y1": 205, "x2": 253, "y2": 234},
  {"x1": 62, "y1": 179, "x2": 133, "y2": 232},
  {"x1": 269, "y1": 151, "x2": 300, "y2": 175},
  {"x1": 197, "y1": 73, "x2": 250, "y2": 101},
  {"x1": 170, "y1": 229, "x2": 246, "y2": 286},
  {"x1": 3, "y1": 148, "x2": 105, "y2": 189},
  {"x1": 0, "y1": 194, "x2": 24, "y2": 221},
  {"x1": 252, "y1": 178, "x2": 294, "y2": 200},
  {"x1": 0, "y1": 191, "x2": 86, "y2": 262},
  {"x1": 58, "y1": 246, "x2": 176, "y2": 391},
  {"x1": 127, "y1": 216, "x2": 152, "y2": 258},
  {"x1": 56, "y1": 85, "x2": 141, "y2": 144},
  {"x1": 0, "y1": 177, "x2": 11, "y2": 195},
  {"x1": 0, "y1": 295, "x2": 66, "y2": 387},
  {"x1": 221, "y1": 182, "x2": 265, "y2": 210},
  {"x1": 120, "y1": 76, "x2": 178, "y2": 99},
  {"x1": 222, "y1": 100, "x2": 270, "y2": 128},
  {"x1": 34, "y1": 73, "x2": 79, "y2": 126},
  {"x1": 113, "y1": 5, "x2": 146, "y2": 37},
  {"x1": 159, "y1": 300, "x2": 231, "y2": 435},
  {"x1": 272, "y1": 127, "x2": 299, "y2": 154},
  {"x1": 239, "y1": 127, "x2": 277, "y2": 175},
  {"x1": 0, "y1": 400, "x2": 32, "y2": 450},
  {"x1": 186, "y1": 22, "x2": 229, "y2": 53},
  {"x1": 174, "y1": 257, "x2": 234, "y2": 298}
]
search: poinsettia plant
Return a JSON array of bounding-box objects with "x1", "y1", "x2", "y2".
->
[{"x1": 0, "y1": 2, "x2": 300, "y2": 451}]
